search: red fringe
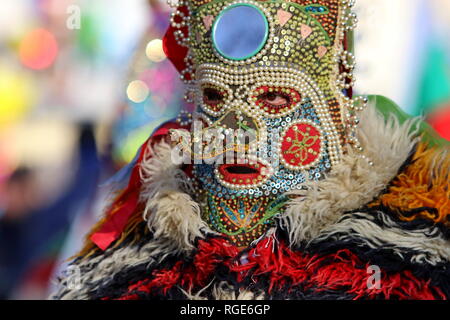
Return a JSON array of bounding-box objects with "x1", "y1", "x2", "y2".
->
[
  {"x1": 90, "y1": 122, "x2": 186, "y2": 251},
  {"x1": 114, "y1": 238, "x2": 445, "y2": 300}
]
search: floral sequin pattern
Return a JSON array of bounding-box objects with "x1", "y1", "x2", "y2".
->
[{"x1": 280, "y1": 120, "x2": 324, "y2": 170}]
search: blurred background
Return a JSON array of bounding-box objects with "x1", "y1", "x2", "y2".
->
[{"x1": 0, "y1": 0, "x2": 449, "y2": 300}]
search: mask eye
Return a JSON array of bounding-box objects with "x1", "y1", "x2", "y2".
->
[
  {"x1": 253, "y1": 86, "x2": 301, "y2": 116},
  {"x1": 262, "y1": 92, "x2": 290, "y2": 107},
  {"x1": 203, "y1": 88, "x2": 224, "y2": 105},
  {"x1": 200, "y1": 86, "x2": 228, "y2": 115}
]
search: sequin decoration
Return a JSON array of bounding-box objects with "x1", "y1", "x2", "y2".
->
[
  {"x1": 280, "y1": 120, "x2": 323, "y2": 170},
  {"x1": 203, "y1": 193, "x2": 287, "y2": 247},
  {"x1": 164, "y1": 0, "x2": 371, "y2": 248}
]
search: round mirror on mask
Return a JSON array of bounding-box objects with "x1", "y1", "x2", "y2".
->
[{"x1": 212, "y1": 4, "x2": 269, "y2": 61}]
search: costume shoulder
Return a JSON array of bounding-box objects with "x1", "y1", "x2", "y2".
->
[{"x1": 296, "y1": 95, "x2": 450, "y2": 299}]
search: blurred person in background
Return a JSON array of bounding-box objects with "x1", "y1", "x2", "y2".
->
[
  {"x1": 0, "y1": 167, "x2": 40, "y2": 299},
  {"x1": 0, "y1": 124, "x2": 100, "y2": 299}
]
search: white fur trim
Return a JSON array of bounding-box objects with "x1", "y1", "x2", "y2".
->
[
  {"x1": 52, "y1": 237, "x2": 182, "y2": 300},
  {"x1": 181, "y1": 282, "x2": 265, "y2": 300},
  {"x1": 314, "y1": 211, "x2": 450, "y2": 265},
  {"x1": 53, "y1": 141, "x2": 213, "y2": 300},
  {"x1": 141, "y1": 141, "x2": 212, "y2": 253}
]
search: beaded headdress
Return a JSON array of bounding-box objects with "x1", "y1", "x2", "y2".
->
[{"x1": 163, "y1": 0, "x2": 369, "y2": 246}]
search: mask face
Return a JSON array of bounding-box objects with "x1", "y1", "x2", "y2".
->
[
  {"x1": 168, "y1": 0, "x2": 357, "y2": 246},
  {"x1": 193, "y1": 79, "x2": 334, "y2": 246},
  {"x1": 193, "y1": 67, "x2": 333, "y2": 197}
]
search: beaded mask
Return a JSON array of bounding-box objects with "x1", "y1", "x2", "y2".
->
[{"x1": 164, "y1": 0, "x2": 367, "y2": 247}]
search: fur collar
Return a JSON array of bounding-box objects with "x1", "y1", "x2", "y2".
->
[
  {"x1": 143, "y1": 103, "x2": 419, "y2": 250},
  {"x1": 51, "y1": 104, "x2": 427, "y2": 300}
]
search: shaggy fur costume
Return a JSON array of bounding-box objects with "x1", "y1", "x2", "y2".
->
[{"x1": 52, "y1": 103, "x2": 450, "y2": 300}]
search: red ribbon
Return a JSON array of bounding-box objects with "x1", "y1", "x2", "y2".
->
[{"x1": 90, "y1": 122, "x2": 184, "y2": 251}]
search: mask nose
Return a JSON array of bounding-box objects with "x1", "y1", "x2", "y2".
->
[
  {"x1": 204, "y1": 108, "x2": 260, "y2": 158},
  {"x1": 214, "y1": 109, "x2": 259, "y2": 134}
]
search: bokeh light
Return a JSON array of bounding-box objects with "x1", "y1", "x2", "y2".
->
[
  {"x1": 118, "y1": 118, "x2": 172, "y2": 163},
  {"x1": 429, "y1": 106, "x2": 450, "y2": 140},
  {"x1": 126, "y1": 80, "x2": 150, "y2": 103},
  {"x1": 19, "y1": 28, "x2": 59, "y2": 70},
  {"x1": 0, "y1": 65, "x2": 35, "y2": 126},
  {"x1": 145, "y1": 39, "x2": 166, "y2": 62}
]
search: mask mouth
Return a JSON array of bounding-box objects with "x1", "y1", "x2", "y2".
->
[
  {"x1": 217, "y1": 162, "x2": 272, "y2": 187},
  {"x1": 224, "y1": 165, "x2": 259, "y2": 175}
]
